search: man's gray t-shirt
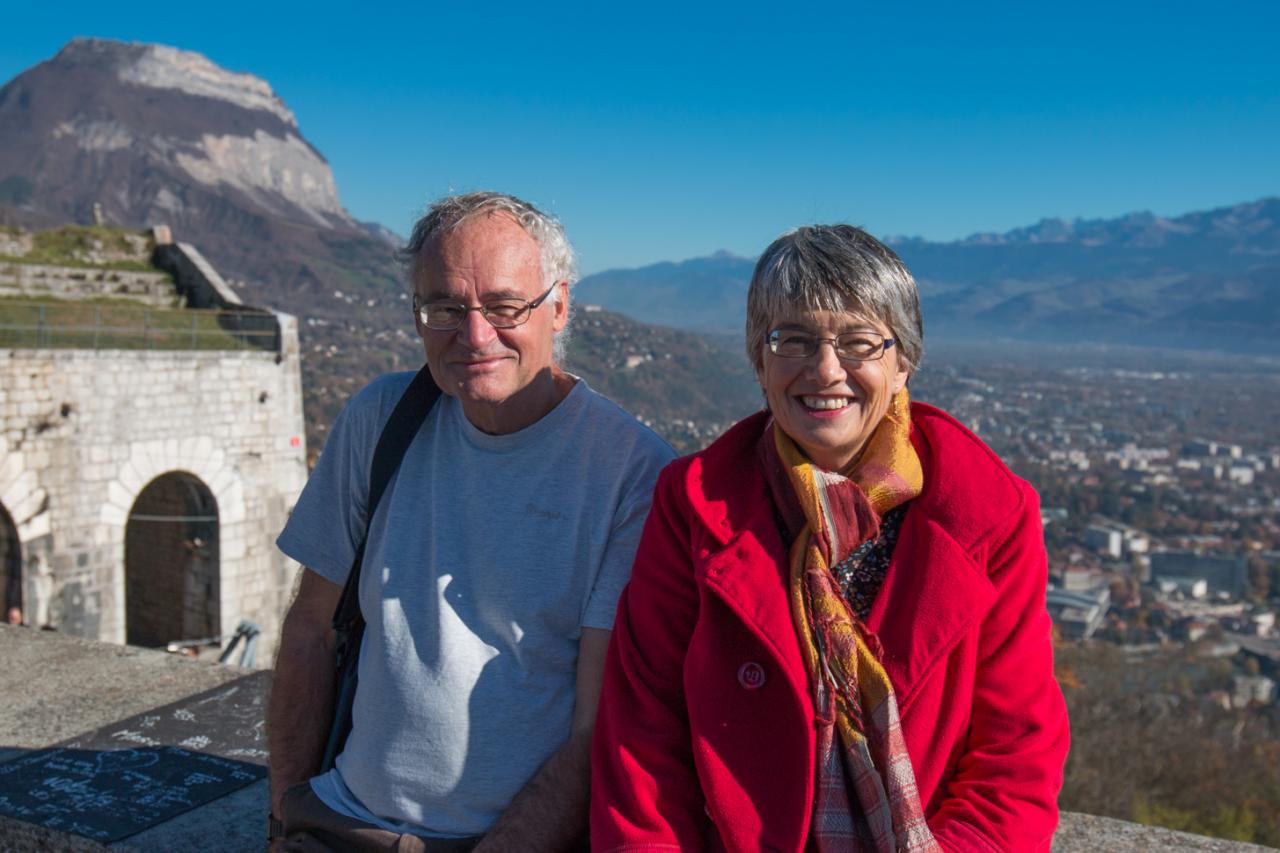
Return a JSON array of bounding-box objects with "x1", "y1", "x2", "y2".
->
[{"x1": 277, "y1": 372, "x2": 674, "y2": 837}]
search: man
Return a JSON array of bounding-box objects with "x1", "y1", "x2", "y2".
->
[{"x1": 268, "y1": 192, "x2": 674, "y2": 851}]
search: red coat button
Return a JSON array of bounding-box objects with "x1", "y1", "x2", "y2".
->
[{"x1": 738, "y1": 662, "x2": 766, "y2": 689}]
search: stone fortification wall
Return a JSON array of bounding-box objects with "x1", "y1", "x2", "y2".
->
[
  {"x1": 0, "y1": 313, "x2": 307, "y2": 663},
  {"x1": 0, "y1": 261, "x2": 177, "y2": 306}
]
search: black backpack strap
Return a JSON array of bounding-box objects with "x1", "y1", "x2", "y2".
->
[
  {"x1": 322, "y1": 364, "x2": 440, "y2": 771},
  {"x1": 331, "y1": 365, "x2": 441, "y2": 632}
]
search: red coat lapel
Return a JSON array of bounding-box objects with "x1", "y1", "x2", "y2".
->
[
  {"x1": 865, "y1": 511, "x2": 997, "y2": 716},
  {"x1": 699, "y1": 499, "x2": 810, "y2": 701}
]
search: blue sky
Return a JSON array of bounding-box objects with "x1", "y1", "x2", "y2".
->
[{"x1": 2, "y1": 1, "x2": 1278, "y2": 273}]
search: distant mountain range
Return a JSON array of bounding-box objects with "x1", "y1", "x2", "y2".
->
[
  {"x1": 1, "y1": 37, "x2": 1276, "y2": 453},
  {"x1": 577, "y1": 199, "x2": 1280, "y2": 352}
]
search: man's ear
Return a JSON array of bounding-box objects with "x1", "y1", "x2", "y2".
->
[{"x1": 551, "y1": 281, "x2": 570, "y2": 332}]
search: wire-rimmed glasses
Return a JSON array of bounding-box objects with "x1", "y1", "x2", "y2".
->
[
  {"x1": 414, "y1": 282, "x2": 559, "y2": 330},
  {"x1": 767, "y1": 329, "x2": 896, "y2": 361}
]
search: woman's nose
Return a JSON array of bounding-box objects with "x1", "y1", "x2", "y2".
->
[{"x1": 809, "y1": 340, "x2": 847, "y2": 383}]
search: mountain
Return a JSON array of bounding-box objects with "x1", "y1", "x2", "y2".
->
[
  {"x1": 574, "y1": 251, "x2": 756, "y2": 334},
  {"x1": 565, "y1": 309, "x2": 759, "y2": 452},
  {"x1": 0, "y1": 39, "x2": 419, "y2": 441},
  {"x1": 0, "y1": 38, "x2": 367, "y2": 233},
  {"x1": 576, "y1": 199, "x2": 1280, "y2": 352}
]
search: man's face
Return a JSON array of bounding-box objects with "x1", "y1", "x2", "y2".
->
[{"x1": 414, "y1": 214, "x2": 568, "y2": 434}]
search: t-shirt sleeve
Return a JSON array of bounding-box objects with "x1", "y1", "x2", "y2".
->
[
  {"x1": 582, "y1": 443, "x2": 677, "y2": 630},
  {"x1": 275, "y1": 388, "x2": 379, "y2": 585}
]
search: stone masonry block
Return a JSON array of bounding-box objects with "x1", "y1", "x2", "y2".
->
[
  {"x1": 117, "y1": 460, "x2": 147, "y2": 496},
  {"x1": 98, "y1": 502, "x2": 127, "y2": 528},
  {"x1": 18, "y1": 511, "x2": 50, "y2": 542},
  {"x1": 219, "y1": 479, "x2": 246, "y2": 525},
  {"x1": 105, "y1": 480, "x2": 135, "y2": 515},
  {"x1": 9, "y1": 488, "x2": 46, "y2": 525}
]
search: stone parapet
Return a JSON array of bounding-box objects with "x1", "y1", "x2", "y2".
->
[
  {"x1": 0, "y1": 262, "x2": 176, "y2": 306},
  {"x1": 0, "y1": 627, "x2": 1273, "y2": 852}
]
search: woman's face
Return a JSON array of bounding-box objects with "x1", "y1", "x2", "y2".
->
[{"x1": 757, "y1": 309, "x2": 910, "y2": 472}]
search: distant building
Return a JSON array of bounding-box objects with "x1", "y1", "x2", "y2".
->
[
  {"x1": 1172, "y1": 617, "x2": 1210, "y2": 642},
  {"x1": 1226, "y1": 465, "x2": 1255, "y2": 486},
  {"x1": 1182, "y1": 439, "x2": 1217, "y2": 457},
  {"x1": 1156, "y1": 577, "x2": 1209, "y2": 600},
  {"x1": 1224, "y1": 611, "x2": 1278, "y2": 637},
  {"x1": 1230, "y1": 674, "x2": 1277, "y2": 708},
  {"x1": 1060, "y1": 567, "x2": 1106, "y2": 592},
  {"x1": 1084, "y1": 526, "x2": 1123, "y2": 559},
  {"x1": 1150, "y1": 551, "x2": 1249, "y2": 598},
  {"x1": 1047, "y1": 586, "x2": 1110, "y2": 640},
  {"x1": 1084, "y1": 518, "x2": 1149, "y2": 559},
  {"x1": 1041, "y1": 507, "x2": 1069, "y2": 526}
]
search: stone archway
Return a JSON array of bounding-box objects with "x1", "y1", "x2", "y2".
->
[
  {"x1": 124, "y1": 472, "x2": 220, "y2": 648},
  {"x1": 0, "y1": 502, "x2": 20, "y2": 625}
]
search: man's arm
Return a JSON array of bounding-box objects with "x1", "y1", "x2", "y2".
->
[
  {"x1": 474, "y1": 626, "x2": 611, "y2": 852},
  {"x1": 266, "y1": 568, "x2": 343, "y2": 816}
]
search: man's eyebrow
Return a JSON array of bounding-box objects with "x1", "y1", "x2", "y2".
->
[{"x1": 421, "y1": 288, "x2": 528, "y2": 302}]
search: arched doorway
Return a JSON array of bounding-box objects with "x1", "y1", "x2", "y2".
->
[
  {"x1": 124, "y1": 472, "x2": 220, "y2": 648},
  {"x1": 0, "y1": 502, "x2": 20, "y2": 625}
]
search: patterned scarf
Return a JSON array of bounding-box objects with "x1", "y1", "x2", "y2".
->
[{"x1": 757, "y1": 390, "x2": 939, "y2": 853}]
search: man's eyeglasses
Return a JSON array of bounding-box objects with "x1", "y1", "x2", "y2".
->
[
  {"x1": 414, "y1": 282, "x2": 559, "y2": 330},
  {"x1": 767, "y1": 329, "x2": 896, "y2": 362}
]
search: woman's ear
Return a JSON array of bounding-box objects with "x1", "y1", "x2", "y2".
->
[{"x1": 893, "y1": 364, "x2": 910, "y2": 395}]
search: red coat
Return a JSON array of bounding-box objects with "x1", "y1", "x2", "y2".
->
[{"x1": 591, "y1": 403, "x2": 1069, "y2": 852}]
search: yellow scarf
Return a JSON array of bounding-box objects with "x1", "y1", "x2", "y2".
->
[{"x1": 762, "y1": 390, "x2": 938, "y2": 852}]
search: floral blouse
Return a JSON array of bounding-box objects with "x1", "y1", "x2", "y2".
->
[{"x1": 832, "y1": 503, "x2": 910, "y2": 620}]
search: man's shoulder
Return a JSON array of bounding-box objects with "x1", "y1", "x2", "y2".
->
[
  {"x1": 333, "y1": 371, "x2": 425, "y2": 442},
  {"x1": 347, "y1": 371, "x2": 420, "y2": 416}
]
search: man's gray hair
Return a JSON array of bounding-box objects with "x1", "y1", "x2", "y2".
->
[
  {"x1": 745, "y1": 224, "x2": 924, "y2": 375},
  {"x1": 401, "y1": 191, "x2": 578, "y2": 361}
]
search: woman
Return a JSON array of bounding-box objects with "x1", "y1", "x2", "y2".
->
[{"x1": 591, "y1": 225, "x2": 1069, "y2": 852}]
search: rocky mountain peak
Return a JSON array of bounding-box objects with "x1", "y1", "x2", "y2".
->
[
  {"x1": 55, "y1": 38, "x2": 298, "y2": 128},
  {"x1": 0, "y1": 38, "x2": 351, "y2": 229}
]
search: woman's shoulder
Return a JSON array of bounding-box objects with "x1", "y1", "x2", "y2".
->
[
  {"x1": 909, "y1": 401, "x2": 1039, "y2": 547},
  {"x1": 652, "y1": 411, "x2": 772, "y2": 538}
]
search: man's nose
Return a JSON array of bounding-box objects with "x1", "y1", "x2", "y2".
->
[{"x1": 456, "y1": 308, "x2": 497, "y2": 348}]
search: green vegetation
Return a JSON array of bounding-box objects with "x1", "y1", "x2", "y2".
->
[
  {"x1": 1058, "y1": 641, "x2": 1280, "y2": 846},
  {"x1": 0, "y1": 296, "x2": 269, "y2": 351},
  {"x1": 0, "y1": 224, "x2": 155, "y2": 272}
]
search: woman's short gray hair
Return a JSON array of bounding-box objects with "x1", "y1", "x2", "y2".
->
[
  {"x1": 400, "y1": 191, "x2": 578, "y2": 361},
  {"x1": 745, "y1": 224, "x2": 924, "y2": 374}
]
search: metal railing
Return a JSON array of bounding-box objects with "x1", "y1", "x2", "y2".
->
[{"x1": 0, "y1": 300, "x2": 280, "y2": 352}]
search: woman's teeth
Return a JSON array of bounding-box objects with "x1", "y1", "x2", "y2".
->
[{"x1": 801, "y1": 396, "x2": 850, "y2": 410}]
